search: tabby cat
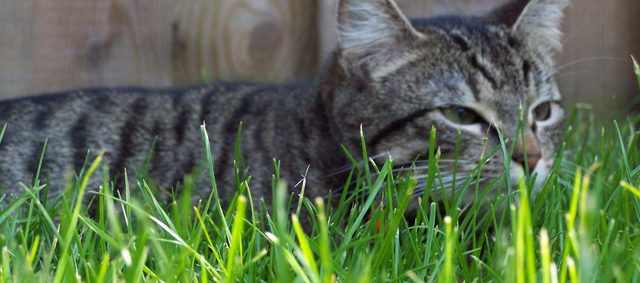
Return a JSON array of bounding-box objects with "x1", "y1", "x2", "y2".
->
[{"x1": 0, "y1": 0, "x2": 567, "y2": 213}]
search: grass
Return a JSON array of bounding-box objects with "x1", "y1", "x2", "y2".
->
[{"x1": 0, "y1": 66, "x2": 640, "y2": 282}]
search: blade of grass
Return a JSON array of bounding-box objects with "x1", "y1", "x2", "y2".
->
[{"x1": 226, "y1": 195, "x2": 248, "y2": 282}]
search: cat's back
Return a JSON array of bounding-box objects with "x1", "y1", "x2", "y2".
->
[{"x1": 0, "y1": 82, "x2": 314, "y2": 202}]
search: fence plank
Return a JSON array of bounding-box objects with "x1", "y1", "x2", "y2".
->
[
  {"x1": 1, "y1": 0, "x2": 638, "y2": 114},
  {"x1": 558, "y1": 0, "x2": 640, "y2": 114},
  {"x1": 171, "y1": 0, "x2": 319, "y2": 85},
  {"x1": 0, "y1": 0, "x2": 174, "y2": 98}
]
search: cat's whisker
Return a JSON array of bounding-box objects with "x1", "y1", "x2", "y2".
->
[
  {"x1": 414, "y1": 174, "x2": 485, "y2": 186},
  {"x1": 393, "y1": 159, "x2": 473, "y2": 167},
  {"x1": 327, "y1": 175, "x2": 486, "y2": 202},
  {"x1": 327, "y1": 168, "x2": 476, "y2": 198},
  {"x1": 324, "y1": 157, "x2": 473, "y2": 179},
  {"x1": 557, "y1": 158, "x2": 583, "y2": 170},
  {"x1": 558, "y1": 70, "x2": 599, "y2": 78},
  {"x1": 410, "y1": 174, "x2": 481, "y2": 189},
  {"x1": 324, "y1": 166, "x2": 357, "y2": 178},
  {"x1": 557, "y1": 57, "x2": 631, "y2": 71},
  {"x1": 391, "y1": 166, "x2": 456, "y2": 174},
  {"x1": 323, "y1": 153, "x2": 394, "y2": 178},
  {"x1": 412, "y1": 170, "x2": 475, "y2": 178},
  {"x1": 413, "y1": 178, "x2": 486, "y2": 197},
  {"x1": 561, "y1": 23, "x2": 586, "y2": 44},
  {"x1": 370, "y1": 153, "x2": 390, "y2": 160}
]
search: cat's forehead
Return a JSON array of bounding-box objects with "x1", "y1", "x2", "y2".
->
[
  {"x1": 412, "y1": 15, "x2": 528, "y2": 68},
  {"x1": 413, "y1": 16, "x2": 508, "y2": 40},
  {"x1": 408, "y1": 16, "x2": 560, "y2": 104}
]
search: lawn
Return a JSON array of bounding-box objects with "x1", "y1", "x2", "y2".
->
[{"x1": 1, "y1": 63, "x2": 640, "y2": 282}]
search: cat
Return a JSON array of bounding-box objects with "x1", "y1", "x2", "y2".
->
[{"x1": 0, "y1": 0, "x2": 567, "y2": 215}]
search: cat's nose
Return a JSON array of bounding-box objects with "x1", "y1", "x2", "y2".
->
[
  {"x1": 513, "y1": 154, "x2": 541, "y2": 172},
  {"x1": 512, "y1": 131, "x2": 542, "y2": 172}
]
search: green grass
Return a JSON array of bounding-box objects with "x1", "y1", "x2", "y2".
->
[{"x1": 1, "y1": 67, "x2": 640, "y2": 282}]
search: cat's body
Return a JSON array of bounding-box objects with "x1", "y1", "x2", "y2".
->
[
  {"x1": 0, "y1": 0, "x2": 568, "y2": 211},
  {"x1": 0, "y1": 83, "x2": 342, "y2": 205}
]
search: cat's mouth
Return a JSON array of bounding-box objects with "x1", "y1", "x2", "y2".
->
[
  {"x1": 324, "y1": 150, "x2": 552, "y2": 206},
  {"x1": 323, "y1": 153, "x2": 481, "y2": 198},
  {"x1": 508, "y1": 157, "x2": 552, "y2": 201}
]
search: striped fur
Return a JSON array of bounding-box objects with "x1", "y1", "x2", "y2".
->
[
  {"x1": 0, "y1": 83, "x2": 346, "y2": 206},
  {"x1": 0, "y1": 0, "x2": 568, "y2": 212}
]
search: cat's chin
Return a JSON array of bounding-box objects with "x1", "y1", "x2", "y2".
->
[{"x1": 508, "y1": 159, "x2": 552, "y2": 203}]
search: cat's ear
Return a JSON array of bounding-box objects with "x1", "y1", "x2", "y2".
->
[
  {"x1": 337, "y1": 0, "x2": 426, "y2": 82},
  {"x1": 490, "y1": 0, "x2": 569, "y2": 52}
]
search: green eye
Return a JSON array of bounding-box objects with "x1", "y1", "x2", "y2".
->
[
  {"x1": 532, "y1": 102, "x2": 552, "y2": 122},
  {"x1": 441, "y1": 106, "x2": 482, "y2": 125}
]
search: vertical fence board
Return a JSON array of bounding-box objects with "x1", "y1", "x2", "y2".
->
[
  {"x1": 0, "y1": 0, "x2": 174, "y2": 98},
  {"x1": 0, "y1": 0, "x2": 638, "y2": 114},
  {"x1": 558, "y1": 0, "x2": 640, "y2": 114},
  {"x1": 171, "y1": 0, "x2": 319, "y2": 86}
]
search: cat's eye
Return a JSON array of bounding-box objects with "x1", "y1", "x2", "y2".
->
[
  {"x1": 532, "y1": 102, "x2": 552, "y2": 122},
  {"x1": 441, "y1": 106, "x2": 482, "y2": 125}
]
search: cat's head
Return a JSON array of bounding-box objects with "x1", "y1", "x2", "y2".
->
[{"x1": 322, "y1": 0, "x2": 568, "y2": 202}]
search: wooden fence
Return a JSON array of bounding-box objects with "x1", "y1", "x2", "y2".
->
[{"x1": 0, "y1": 0, "x2": 638, "y2": 114}]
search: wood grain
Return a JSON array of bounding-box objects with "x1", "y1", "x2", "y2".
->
[
  {"x1": 171, "y1": 0, "x2": 319, "y2": 85},
  {"x1": 0, "y1": 0, "x2": 174, "y2": 98},
  {"x1": 0, "y1": 0, "x2": 638, "y2": 114}
]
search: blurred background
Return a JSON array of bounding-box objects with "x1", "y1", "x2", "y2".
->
[{"x1": 0, "y1": 0, "x2": 638, "y2": 117}]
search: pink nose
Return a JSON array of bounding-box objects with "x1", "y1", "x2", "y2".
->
[
  {"x1": 512, "y1": 131, "x2": 542, "y2": 173},
  {"x1": 513, "y1": 154, "x2": 540, "y2": 172}
]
